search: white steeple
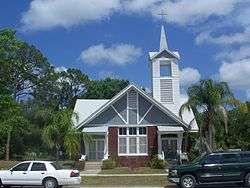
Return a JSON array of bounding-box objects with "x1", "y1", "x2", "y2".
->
[
  {"x1": 160, "y1": 25, "x2": 168, "y2": 51},
  {"x1": 149, "y1": 25, "x2": 181, "y2": 115}
]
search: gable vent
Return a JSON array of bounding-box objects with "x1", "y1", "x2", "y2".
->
[
  {"x1": 128, "y1": 90, "x2": 137, "y2": 109},
  {"x1": 160, "y1": 79, "x2": 173, "y2": 103}
]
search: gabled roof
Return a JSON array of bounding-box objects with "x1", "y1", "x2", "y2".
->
[
  {"x1": 149, "y1": 49, "x2": 180, "y2": 61},
  {"x1": 73, "y1": 99, "x2": 109, "y2": 126},
  {"x1": 76, "y1": 84, "x2": 190, "y2": 130}
]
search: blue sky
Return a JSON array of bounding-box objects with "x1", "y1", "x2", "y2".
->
[{"x1": 1, "y1": 0, "x2": 250, "y2": 100}]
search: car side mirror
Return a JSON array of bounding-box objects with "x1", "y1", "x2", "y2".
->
[{"x1": 200, "y1": 162, "x2": 206, "y2": 167}]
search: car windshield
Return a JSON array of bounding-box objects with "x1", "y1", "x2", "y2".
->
[
  {"x1": 50, "y1": 162, "x2": 63, "y2": 170},
  {"x1": 191, "y1": 153, "x2": 207, "y2": 164}
]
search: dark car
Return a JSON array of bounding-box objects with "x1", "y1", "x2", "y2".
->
[{"x1": 168, "y1": 151, "x2": 250, "y2": 188}]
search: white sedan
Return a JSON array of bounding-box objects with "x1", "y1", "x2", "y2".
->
[{"x1": 0, "y1": 161, "x2": 81, "y2": 188}]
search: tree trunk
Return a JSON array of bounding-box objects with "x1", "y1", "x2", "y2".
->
[
  {"x1": 208, "y1": 125, "x2": 213, "y2": 151},
  {"x1": 5, "y1": 131, "x2": 11, "y2": 161},
  {"x1": 211, "y1": 124, "x2": 216, "y2": 151},
  {"x1": 56, "y1": 145, "x2": 60, "y2": 161}
]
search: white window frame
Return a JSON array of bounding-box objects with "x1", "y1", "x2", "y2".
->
[
  {"x1": 160, "y1": 60, "x2": 172, "y2": 77},
  {"x1": 118, "y1": 127, "x2": 148, "y2": 156}
]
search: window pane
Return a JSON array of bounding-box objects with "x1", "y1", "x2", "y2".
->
[
  {"x1": 204, "y1": 155, "x2": 221, "y2": 164},
  {"x1": 31, "y1": 163, "x2": 46, "y2": 171},
  {"x1": 51, "y1": 162, "x2": 62, "y2": 170},
  {"x1": 129, "y1": 137, "x2": 137, "y2": 153},
  {"x1": 221, "y1": 154, "x2": 239, "y2": 163},
  {"x1": 139, "y1": 137, "x2": 147, "y2": 153},
  {"x1": 12, "y1": 163, "x2": 30, "y2": 171},
  {"x1": 119, "y1": 138, "x2": 127, "y2": 154},
  {"x1": 129, "y1": 127, "x2": 136, "y2": 135},
  {"x1": 160, "y1": 63, "x2": 171, "y2": 77},
  {"x1": 119, "y1": 127, "x2": 127, "y2": 135},
  {"x1": 139, "y1": 127, "x2": 146, "y2": 135}
]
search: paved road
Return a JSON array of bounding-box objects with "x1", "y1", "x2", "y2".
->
[{"x1": 7, "y1": 184, "x2": 245, "y2": 188}]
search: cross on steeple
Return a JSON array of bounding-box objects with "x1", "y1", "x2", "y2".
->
[
  {"x1": 157, "y1": 9, "x2": 168, "y2": 51},
  {"x1": 158, "y1": 9, "x2": 167, "y2": 22}
]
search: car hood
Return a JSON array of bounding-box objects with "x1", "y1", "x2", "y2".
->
[{"x1": 170, "y1": 164, "x2": 198, "y2": 170}]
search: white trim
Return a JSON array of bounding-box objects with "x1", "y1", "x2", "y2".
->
[
  {"x1": 111, "y1": 105, "x2": 127, "y2": 124},
  {"x1": 136, "y1": 92, "x2": 139, "y2": 124},
  {"x1": 157, "y1": 132, "x2": 183, "y2": 158},
  {"x1": 126, "y1": 92, "x2": 129, "y2": 124},
  {"x1": 77, "y1": 84, "x2": 189, "y2": 130},
  {"x1": 138, "y1": 104, "x2": 153, "y2": 124},
  {"x1": 150, "y1": 49, "x2": 180, "y2": 60},
  {"x1": 118, "y1": 127, "x2": 148, "y2": 156},
  {"x1": 118, "y1": 153, "x2": 148, "y2": 156}
]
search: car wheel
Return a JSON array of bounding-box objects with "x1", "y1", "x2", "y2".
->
[
  {"x1": 44, "y1": 178, "x2": 58, "y2": 188},
  {"x1": 245, "y1": 173, "x2": 250, "y2": 187},
  {"x1": 180, "y1": 174, "x2": 196, "y2": 188}
]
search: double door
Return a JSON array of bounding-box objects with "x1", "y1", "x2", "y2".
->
[
  {"x1": 162, "y1": 138, "x2": 178, "y2": 159},
  {"x1": 88, "y1": 139, "x2": 105, "y2": 161}
]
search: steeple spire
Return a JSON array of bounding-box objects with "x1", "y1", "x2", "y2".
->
[{"x1": 160, "y1": 25, "x2": 168, "y2": 51}]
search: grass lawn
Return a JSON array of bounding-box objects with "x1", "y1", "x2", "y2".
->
[
  {"x1": 100, "y1": 167, "x2": 167, "y2": 174},
  {"x1": 82, "y1": 176, "x2": 170, "y2": 187}
]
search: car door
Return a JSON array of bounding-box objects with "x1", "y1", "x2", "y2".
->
[
  {"x1": 220, "y1": 153, "x2": 242, "y2": 182},
  {"x1": 26, "y1": 162, "x2": 48, "y2": 185},
  {"x1": 3, "y1": 162, "x2": 31, "y2": 185},
  {"x1": 197, "y1": 154, "x2": 223, "y2": 183}
]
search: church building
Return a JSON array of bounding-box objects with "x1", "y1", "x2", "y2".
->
[{"x1": 74, "y1": 25, "x2": 198, "y2": 168}]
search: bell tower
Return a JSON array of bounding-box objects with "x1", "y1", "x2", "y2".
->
[{"x1": 149, "y1": 25, "x2": 181, "y2": 114}]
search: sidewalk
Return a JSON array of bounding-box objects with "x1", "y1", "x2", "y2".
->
[
  {"x1": 81, "y1": 173, "x2": 168, "y2": 177},
  {"x1": 80, "y1": 170, "x2": 168, "y2": 176},
  {"x1": 81, "y1": 187, "x2": 167, "y2": 188}
]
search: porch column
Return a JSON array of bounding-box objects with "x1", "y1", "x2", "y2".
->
[
  {"x1": 157, "y1": 131, "x2": 164, "y2": 160},
  {"x1": 104, "y1": 132, "x2": 109, "y2": 160},
  {"x1": 177, "y1": 133, "x2": 183, "y2": 155}
]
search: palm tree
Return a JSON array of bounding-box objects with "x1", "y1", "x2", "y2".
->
[
  {"x1": 179, "y1": 79, "x2": 233, "y2": 152},
  {"x1": 42, "y1": 109, "x2": 90, "y2": 159}
]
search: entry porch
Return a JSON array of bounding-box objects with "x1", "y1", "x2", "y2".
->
[{"x1": 82, "y1": 125, "x2": 184, "y2": 164}]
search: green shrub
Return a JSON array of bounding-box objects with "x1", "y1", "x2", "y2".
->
[
  {"x1": 102, "y1": 158, "x2": 116, "y2": 170},
  {"x1": 150, "y1": 155, "x2": 167, "y2": 169},
  {"x1": 23, "y1": 152, "x2": 37, "y2": 160}
]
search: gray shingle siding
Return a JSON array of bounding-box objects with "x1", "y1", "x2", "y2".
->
[
  {"x1": 86, "y1": 88, "x2": 180, "y2": 126},
  {"x1": 140, "y1": 106, "x2": 177, "y2": 125},
  {"x1": 113, "y1": 95, "x2": 127, "y2": 122},
  {"x1": 138, "y1": 94, "x2": 152, "y2": 121},
  {"x1": 87, "y1": 106, "x2": 125, "y2": 125}
]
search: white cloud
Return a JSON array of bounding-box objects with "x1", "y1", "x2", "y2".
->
[
  {"x1": 247, "y1": 90, "x2": 250, "y2": 99},
  {"x1": 80, "y1": 43, "x2": 142, "y2": 66},
  {"x1": 21, "y1": 0, "x2": 119, "y2": 31},
  {"x1": 122, "y1": 0, "x2": 159, "y2": 13},
  {"x1": 196, "y1": 26, "x2": 250, "y2": 46},
  {"x1": 98, "y1": 70, "x2": 119, "y2": 79},
  {"x1": 55, "y1": 66, "x2": 67, "y2": 73},
  {"x1": 216, "y1": 45, "x2": 250, "y2": 62},
  {"x1": 219, "y1": 59, "x2": 250, "y2": 98},
  {"x1": 180, "y1": 67, "x2": 201, "y2": 87},
  {"x1": 150, "y1": 0, "x2": 242, "y2": 26},
  {"x1": 21, "y1": 0, "x2": 245, "y2": 31}
]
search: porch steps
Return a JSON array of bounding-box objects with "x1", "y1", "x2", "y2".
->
[{"x1": 84, "y1": 161, "x2": 102, "y2": 171}]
